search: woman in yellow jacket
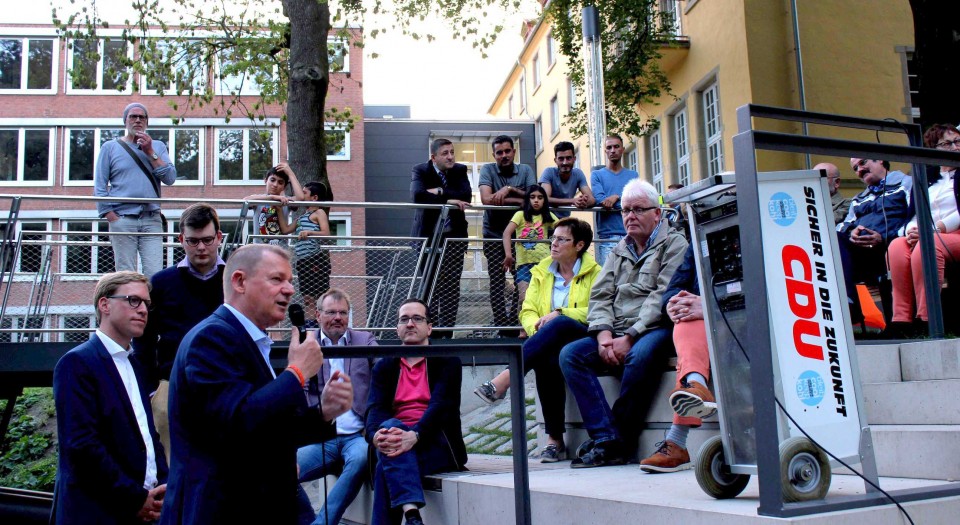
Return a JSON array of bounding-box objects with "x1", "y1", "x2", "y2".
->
[{"x1": 474, "y1": 217, "x2": 602, "y2": 462}]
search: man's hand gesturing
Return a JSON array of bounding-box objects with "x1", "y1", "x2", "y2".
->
[
  {"x1": 321, "y1": 371, "x2": 353, "y2": 422},
  {"x1": 287, "y1": 328, "x2": 324, "y2": 379}
]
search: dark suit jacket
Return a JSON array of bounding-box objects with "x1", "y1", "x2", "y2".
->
[
  {"x1": 410, "y1": 160, "x2": 473, "y2": 238},
  {"x1": 364, "y1": 356, "x2": 468, "y2": 471},
  {"x1": 307, "y1": 328, "x2": 377, "y2": 423},
  {"x1": 52, "y1": 336, "x2": 168, "y2": 525},
  {"x1": 159, "y1": 306, "x2": 335, "y2": 525}
]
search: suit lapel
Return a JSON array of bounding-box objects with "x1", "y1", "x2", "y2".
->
[
  {"x1": 214, "y1": 306, "x2": 275, "y2": 382},
  {"x1": 90, "y1": 336, "x2": 142, "y2": 435}
]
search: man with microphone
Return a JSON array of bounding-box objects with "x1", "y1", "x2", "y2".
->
[{"x1": 161, "y1": 244, "x2": 353, "y2": 524}]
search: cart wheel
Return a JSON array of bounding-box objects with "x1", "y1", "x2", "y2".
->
[
  {"x1": 575, "y1": 439, "x2": 595, "y2": 459},
  {"x1": 779, "y1": 436, "x2": 831, "y2": 502},
  {"x1": 695, "y1": 435, "x2": 750, "y2": 499}
]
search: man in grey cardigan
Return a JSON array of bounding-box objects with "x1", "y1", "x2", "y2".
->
[
  {"x1": 296, "y1": 288, "x2": 378, "y2": 525},
  {"x1": 94, "y1": 102, "x2": 177, "y2": 277}
]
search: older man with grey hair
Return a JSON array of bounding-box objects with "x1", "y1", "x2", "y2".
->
[
  {"x1": 559, "y1": 179, "x2": 688, "y2": 468},
  {"x1": 95, "y1": 102, "x2": 177, "y2": 277},
  {"x1": 814, "y1": 162, "x2": 850, "y2": 224}
]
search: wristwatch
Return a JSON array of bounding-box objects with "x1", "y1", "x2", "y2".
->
[{"x1": 150, "y1": 152, "x2": 159, "y2": 161}]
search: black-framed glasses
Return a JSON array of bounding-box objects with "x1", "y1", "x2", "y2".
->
[
  {"x1": 322, "y1": 309, "x2": 349, "y2": 318},
  {"x1": 398, "y1": 315, "x2": 429, "y2": 325},
  {"x1": 935, "y1": 138, "x2": 960, "y2": 149},
  {"x1": 127, "y1": 114, "x2": 147, "y2": 121},
  {"x1": 620, "y1": 206, "x2": 658, "y2": 216},
  {"x1": 550, "y1": 236, "x2": 574, "y2": 245},
  {"x1": 183, "y1": 236, "x2": 217, "y2": 247},
  {"x1": 107, "y1": 295, "x2": 152, "y2": 310}
]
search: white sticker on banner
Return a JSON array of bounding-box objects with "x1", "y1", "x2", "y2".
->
[
  {"x1": 727, "y1": 281, "x2": 742, "y2": 294},
  {"x1": 758, "y1": 175, "x2": 861, "y2": 462},
  {"x1": 700, "y1": 239, "x2": 709, "y2": 258}
]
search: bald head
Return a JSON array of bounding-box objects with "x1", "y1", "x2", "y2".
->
[{"x1": 814, "y1": 162, "x2": 841, "y2": 196}]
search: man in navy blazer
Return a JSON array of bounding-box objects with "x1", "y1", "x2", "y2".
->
[
  {"x1": 53, "y1": 271, "x2": 168, "y2": 524},
  {"x1": 410, "y1": 138, "x2": 473, "y2": 335},
  {"x1": 160, "y1": 244, "x2": 353, "y2": 524},
  {"x1": 296, "y1": 288, "x2": 378, "y2": 525}
]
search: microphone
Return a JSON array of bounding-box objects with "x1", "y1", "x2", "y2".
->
[{"x1": 288, "y1": 304, "x2": 307, "y2": 343}]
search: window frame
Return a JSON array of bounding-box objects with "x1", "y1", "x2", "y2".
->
[
  {"x1": 700, "y1": 81, "x2": 724, "y2": 177},
  {"x1": 532, "y1": 53, "x2": 541, "y2": 91},
  {"x1": 2, "y1": 220, "x2": 50, "y2": 276},
  {"x1": 60, "y1": 219, "x2": 115, "y2": 278},
  {"x1": 567, "y1": 77, "x2": 576, "y2": 112},
  {"x1": 549, "y1": 95, "x2": 560, "y2": 138},
  {"x1": 139, "y1": 39, "x2": 208, "y2": 95},
  {"x1": 328, "y1": 38, "x2": 351, "y2": 74},
  {"x1": 0, "y1": 127, "x2": 56, "y2": 186},
  {"x1": 65, "y1": 37, "x2": 133, "y2": 94},
  {"x1": 673, "y1": 107, "x2": 691, "y2": 187},
  {"x1": 63, "y1": 126, "x2": 126, "y2": 187},
  {"x1": 546, "y1": 32, "x2": 557, "y2": 69},
  {"x1": 519, "y1": 70, "x2": 527, "y2": 114},
  {"x1": 59, "y1": 314, "x2": 97, "y2": 344},
  {"x1": 534, "y1": 114, "x2": 543, "y2": 155},
  {"x1": 150, "y1": 127, "x2": 204, "y2": 185},
  {"x1": 324, "y1": 124, "x2": 351, "y2": 162},
  {"x1": 648, "y1": 129, "x2": 664, "y2": 194},
  {"x1": 215, "y1": 49, "x2": 271, "y2": 97},
  {"x1": 0, "y1": 36, "x2": 58, "y2": 94},
  {"x1": 213, "y1": 126, "x2": 279, "y2": 185}
]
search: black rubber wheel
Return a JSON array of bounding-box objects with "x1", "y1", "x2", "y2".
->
[
  {"x1": 695, "y1": 435, "x2": 751, "y2": 499},
  {"x1": 779, "y1": 436, "x2": 831, "y2": 502}
]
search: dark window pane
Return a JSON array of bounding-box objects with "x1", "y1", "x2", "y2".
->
[
  {"x1": 101, "y1": 129, "x2": 125, "y2": 145},
  {"x1": 27, "y1": 40, "x2": 53, "y2": 90},
  {"x1": 102, "y1": 39, "x2": 129, "y2": 90},
  {"x1": 0, "y1": 129, "x2": 17, "y2": 181},
  {"x1": 18, "y1": 223, "x2": 45, "y2": 274},
  {"x1": 63, "y1": 316, "x2": 93, "y2": 343},
  {"x1": 0, "y1": 39, "x2": 23, "y2": 89},
  {"x1": 175, "y1": 129, "x2": 200, "y2": 181},
  {"x1": 324, "y1": 129, "x2": 346, "y2": 157},
  {"x1": 24, "y1": 129, "x2": 49, "y2": 181},
  {"x1": 71, "y1": 39, "x2": 97, "y2": 89},
  {"x1": 69, "y1": 130, "x2": 94, "y2": 181},
  {"x1": 218, "y1": 129, "x2": 243, "y2": 180},
  {"x1": 249, "y1": 130, "x2": 273, "y2": 178},
  {"x1": 66, "y1": 222, "x2": 92, "y2": 274},
  {"x1": 147, "y1": 130, "x2": 166, "y2": 143}
]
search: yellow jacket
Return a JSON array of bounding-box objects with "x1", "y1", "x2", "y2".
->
[{"x1": 519, "y1": 252, "x2": 602, "y2": 336}]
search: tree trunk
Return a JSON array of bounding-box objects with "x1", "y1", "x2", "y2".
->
[
  {"x1": 282, "y1": 0, "x2": 331, "y2": 198},
  {"x1": 909, "y1": 0, "x2": 960, "y2": 130}
]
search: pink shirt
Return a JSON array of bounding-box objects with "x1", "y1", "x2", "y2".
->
[{"x1": 393, "y1": 358, "x2": 430, "y2": 426}]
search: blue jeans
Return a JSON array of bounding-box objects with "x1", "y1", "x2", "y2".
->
[
  {"x1": 295, "y1": 432, "x2": 368, "y2": 525},
  {"x1": 108, "y1": 211, "x2": 164, "y2": 278},
  {"x1": 594, "y1": 235, "x2": 623, "y2": 267},
  {"x1": 559, "y1": 328, "x2": 673, "y2": 453},
  {"x1": 371, "y1": 418, "x2": 459, "y2": 525},
  {"x1": 522, "y1": 315, "x2": 588, "y2": 437}
]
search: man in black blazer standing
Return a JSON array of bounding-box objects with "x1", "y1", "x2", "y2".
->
[
  {"x1": 160, "y1": 244, "x2": 353, "y2": 524},
  {"x1": 53, "y1": 271, "x2": 168, "y2": 524},
  {"x1": 410, "y1": 138, "x2": 473, "y2": 336}
]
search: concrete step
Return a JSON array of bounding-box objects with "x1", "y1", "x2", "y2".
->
[
  {"x1": 869, "y1": 424, "x2": 960, "y2": 480},
  {"x1": 855, "y1": 343, "x2": 902, "y2": 383},
  {"x1": 863, "y1": 378, "x2": 960, "y2": 425},
  {"x1": 900, "y1": 339, "x2": 960, "y2": 381}
]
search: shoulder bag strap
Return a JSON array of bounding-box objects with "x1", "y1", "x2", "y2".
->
[{"x1": 116, "y1": 138, "x2": 161, "y2": 198}]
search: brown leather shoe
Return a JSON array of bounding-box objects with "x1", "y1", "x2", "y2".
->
[
  {"x1": 669, "y1": 380, "x2": 717, "y2": 419},
  {"x1": 639, "y1": 440, "x2": 691, "y2": 473}
]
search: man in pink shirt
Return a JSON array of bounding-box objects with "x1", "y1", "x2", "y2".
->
[{"x1": 364, "y1": 299, "x2": 467, "y2": 525}]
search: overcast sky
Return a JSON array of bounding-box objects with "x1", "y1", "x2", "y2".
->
[{"x1": 8, "y1": 1, "x2": 537, "y2": 119}]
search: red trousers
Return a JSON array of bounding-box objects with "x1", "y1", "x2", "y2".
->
[{"x1": 673, "y1": 319, "x2": 711, "y2": 427}]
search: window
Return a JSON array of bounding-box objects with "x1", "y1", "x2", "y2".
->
[
  {"x1": 0, "y1": 37, "x2": 56, "y2": 92},
  {"x1": 219, "y1": 218, "x2": 253, "y2": 245},
  {"x1": 65, "y1": 127, "x2": 125, "y2": 184},
  {"x1": 142, "y1": 128, "x2": 203, "y2": 183},
  {"x1": 216, "y1": 49, "x2": 269, "y2": 96},
  {"x1": 1, "y1": 221, "x2": 48, "y2": 274},
  {"x1": 532, "y1": 54, "x2": 541, "y2": 89},
  {"x1": 534, "y1": 115, "x2": 543, "y2": 154},
  {"x1": 546, "y1": 32, "x2": 556, "y2": 68},
  {"x1": 648, "y1": 130, "x2": 664, "y2": 193},
  {"x1": 674, "y1": 108, "x2": 691, "y2": 186},
  {"x1": 658, "y1": 0, "x2": 683, "y2": 36},
  {"x1": 0, "y1": 317, "x2": 26, "y2": 343},
  {"x1": 68, "y1": 38, "x2": 131, "y2": 92},
  {"x1": 701, "y1": 81, "x2": 724, "y2": 176},
  {"x1": 519, "y1": 71, "x2": 527, "y2": 113},
  {"x1": 0, "y1": 128, "x2": 54, "y2": 185},
  {"x1": 62, "y1": 220, "x2": 114, "y2": 275},
  {"x1": 508, "y1": 95, "x2": 514, "y2": 119},
  {"x1": 215, "y1": 127, "x2": 277, "y2": 183},
  {"x1": 329, "y1": 39, "x2": 350, "y2": 73},
  {"x1": 329, "y1": 215, "x2": 351, "y2": 247},
  {"x1": 61, "y1": 315, "x2": 95, "y2": 343},
  {"x1": 567, "y1": 77, "x2": 576, "y2": 111},
  {"x1": 625, "y1": 146, "x2": 638, "y2": 171},
  {"x1": 325, "y1": 125, "x2": 350, "y2": 161},
  {"x1": 899, "y1": 47, "x2": 920, "y2": 121},
  {"x1": 142, "y1": 39, "x2": 206, "y2": 94},
  {"x1": 549, "y1": 96, "x2": 560, "y2": 137}
]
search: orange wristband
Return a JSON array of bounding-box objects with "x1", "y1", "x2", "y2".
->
[{"x1": 286, "y1": 366, "x2": 305, "y2": 387}]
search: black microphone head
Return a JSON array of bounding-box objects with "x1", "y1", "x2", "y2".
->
[{"x1": 288, "y1": 303, "x2": 306, "y2": 328}]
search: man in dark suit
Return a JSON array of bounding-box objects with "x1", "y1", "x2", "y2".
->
[
  {"x1": 160, "y1": 244, "x2": 353, "y2": 524},
  {"x1": 53, "y1": 271, "x2": 168, "y2": 524},
  {"x1": 296, "y1": 288, "x2": 378, "y2": 525},
  {"x1": 365, "y1": 299, "x2": 467, "y2": 525},
  {"x1": 410, "y1": 138, "x2": 472, "y2": 336}
]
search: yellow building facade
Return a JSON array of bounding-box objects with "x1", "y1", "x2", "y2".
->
[{"x1": 489, "y1": 0, "x2": 918, "y2": 192}]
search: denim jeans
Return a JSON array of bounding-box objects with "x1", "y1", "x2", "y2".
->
[
  {"x1": 482, "y1": 239, "x2": 517, "y2": 329},
  {"x1": 371, "y1": 418, "x2": 459, "y2": 525},
  {"x1": 522, "y1": 315, "x2": 588, "y2": 437},
  {"x1": 295, "y1": 432, "x2": 368, "y2": 525},
  {"x1": 594, "y1": 235, "x2": 623, "y2": 267},
  {"x1": 108, "y1": 211, "x2": 164, "y2": 277},
  {"x1": 559, "y1": 328, "x2": 673, "y2": 453}
]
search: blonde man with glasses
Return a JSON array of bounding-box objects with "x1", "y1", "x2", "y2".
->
[
  {"x1": 133, "y1": 203, "x2": 225, "y2": 458},
  {"x1": 53, "y1": 271, "x2": 168, "y2": 524}
]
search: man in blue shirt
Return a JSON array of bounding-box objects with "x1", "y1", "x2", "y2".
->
[
  {"x1": 95, "y1": 102, "x2": 177, "y2": 277},
  {"x1": 590, "y1": 135, "x2": 639, "y2": 266},
  {"x1": 539, "y1": 141, "x2": 595, "y2": 218}
]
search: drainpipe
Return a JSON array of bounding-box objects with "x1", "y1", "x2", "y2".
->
[{"x1": 582, "y1": 5, "x2": 606, "y2": 169}]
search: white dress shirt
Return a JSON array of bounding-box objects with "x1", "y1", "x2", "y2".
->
[
  {"x1": 319, "y1": 330, "x2": 364, "y2": 435},
  {"x1": 224, "y1": 304, "x2": 275, "y2": 378}
]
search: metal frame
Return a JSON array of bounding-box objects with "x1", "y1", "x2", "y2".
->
[{"x1": 734, "y1": 104, "x2": 960, "y2": 517}]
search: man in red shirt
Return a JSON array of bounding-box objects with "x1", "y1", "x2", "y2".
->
[{"x1": 364, "y1": 299, "x2": 467, "y2": 525}]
